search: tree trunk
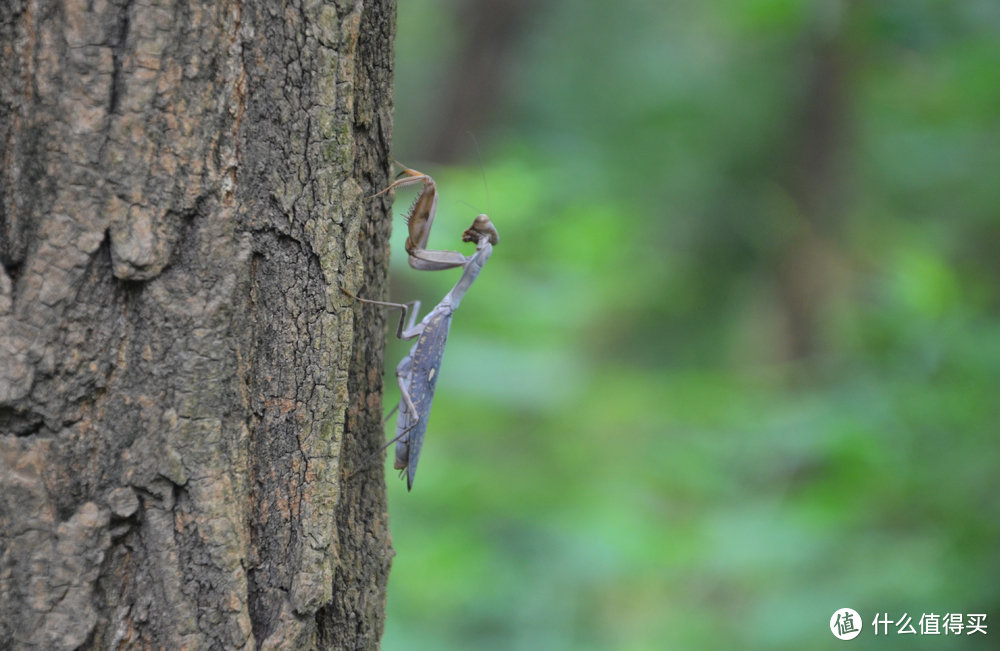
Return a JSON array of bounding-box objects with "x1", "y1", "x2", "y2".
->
[
  {"x1": 0, "y1": 1, "x2": 395, "y2": 648},
  {"x1": 774, "y1": 10, "x2": 852, "y2": 366},
  {"x1": 405, "y1": 0, "x2": 530, "y2": 162}
]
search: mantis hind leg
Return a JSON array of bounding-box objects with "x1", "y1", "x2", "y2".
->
[{"x1": 343, "y1": 418, "x2": 418, "y2": 482}]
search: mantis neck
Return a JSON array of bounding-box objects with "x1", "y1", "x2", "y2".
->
[{"x1": 443, "y1": 240, "x2": 493, "y2": 311}]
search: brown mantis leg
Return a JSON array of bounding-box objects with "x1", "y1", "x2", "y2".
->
[{"x1": 373, "y1": 163, "x2": 476, "y2": 271}]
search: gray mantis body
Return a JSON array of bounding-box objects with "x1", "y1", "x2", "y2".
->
[{"x1": 350, "y1": 166, "x2": 498, "y2": 490}]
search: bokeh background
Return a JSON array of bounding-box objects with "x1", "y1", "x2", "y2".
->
[{"x1": 378, "y1": 1, "x2": 1000, "y2": 648}]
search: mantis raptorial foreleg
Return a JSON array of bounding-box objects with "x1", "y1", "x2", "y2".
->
[{"x1": 375, "y1": 163, "x2": 499, "y2": 271}]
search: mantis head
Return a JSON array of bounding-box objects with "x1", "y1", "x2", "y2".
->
[{"x1": 463, "y1": 214, "x2": 499, "y2": 246}]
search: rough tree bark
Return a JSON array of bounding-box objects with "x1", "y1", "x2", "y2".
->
[{"x1": 0, "y1": 0, "x2": 396, "y2": 648}]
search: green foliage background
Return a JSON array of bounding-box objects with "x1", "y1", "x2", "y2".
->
[{"x1": 379, "y1": 1, "x2": 1000, "y2": 648}]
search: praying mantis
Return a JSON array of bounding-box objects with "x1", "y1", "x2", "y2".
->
[{"x1": 344, "y1": 165, "x2": 498, "y2": 490}]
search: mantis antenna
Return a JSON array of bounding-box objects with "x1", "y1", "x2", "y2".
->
[{"x1": 466, "y1": 131, "x2": 494, "y2": 220}]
